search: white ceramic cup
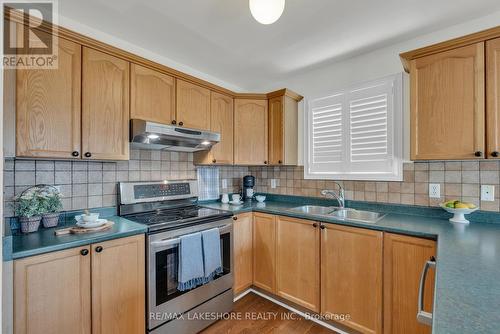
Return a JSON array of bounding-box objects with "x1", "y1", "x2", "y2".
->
[
  {"x1": 255, "y1": 195, "x2": 266, "y2": 203},
  {"x1": 221, "y1": 193, "x2": 230, "y2": 204},
  {"x1": 232, "y1": 194, "x2": 242, "y2": 203},
  {"x1": 82, "y1": 213, "x2": 99, "y2": 223}
]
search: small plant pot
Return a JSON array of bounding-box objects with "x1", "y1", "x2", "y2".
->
[
  {"x1": 19, "y1": 216, "x2": 41, "y2": 234},
  {"x1": 42, "y1": 212, "x2": 60, "y2": 228}
]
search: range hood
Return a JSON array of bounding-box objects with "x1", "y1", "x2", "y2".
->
[{"x1": 130, "y1": 119, "x2": 220, "y2": 152}]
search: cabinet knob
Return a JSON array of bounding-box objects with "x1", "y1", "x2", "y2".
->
[
  {"x1": 80, "y1": 249, "x2": 89, "y2": 256},
  {"x1": 84, "y1": 152, "x2": 92, "y2": 158},
  {"x1": 212, "y1": 159, "x2": 217, "y2": 163},
  {"x1": 72, "y1": 151, "x2": 79, "y2": 157},
  {"x1": 232, "y1": 216, "x2": 238, "y2": 221},
  {"x1": 178, "y1": 121, "x2": 184, "y2": 126},
  {"x1": 313, "y1": 223, "x2": 318, "y2": 228},
  {"x1": 492, "y1": 151, "x2": 499, "y2": 158},
  {"x1": 95, "y1": 246, "x2": 103, "y2": 253},
  {"x1": 264, "y1": 161, "x2": 268, "y2": 165},
  {"x1": 278, "y1": 160, "x2": 282, "y2": 164},
  {"x1": 474, "y1": 151, "x2": 482, "y2": 157},
  {"x1": 171, "y1": 120, "x2": 177, "y2": 125},
  {"x1": 320, "y1": 225, "x2": 326, "y2": 230}
]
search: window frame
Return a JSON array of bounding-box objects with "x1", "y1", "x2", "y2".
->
[{"x1": 304, "y1": 73, "x2": 403, "y2": 181}]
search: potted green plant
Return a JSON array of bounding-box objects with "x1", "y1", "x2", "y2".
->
[
  {"x1": 15, "y1": 187, "x2": 44, "y2": 233},
  {"x1": 39, "y1": 186, "x2": 63, "y2": 228}
]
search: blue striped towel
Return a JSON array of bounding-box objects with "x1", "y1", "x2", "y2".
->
[
  {"x1": 177, "y1": 232, "x2": 205, "y2": 291},
  {"x1": 201, "y1": 228, "x2": 223, "y2": 283}
]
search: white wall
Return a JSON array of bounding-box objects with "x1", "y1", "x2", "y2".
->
[{"x1": 262, "y1": 9, "x2": 500, "y2": 163}]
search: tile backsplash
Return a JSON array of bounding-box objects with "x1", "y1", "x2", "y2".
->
[
  {"x1": 6, "y1": 154, "x2": 500, "y2": 217},
  {"x1": 245, "y1": 161, "x2": 500, "y2": 212},
  {"x1": 3, "y1": 149, "x2": 198, "y2": 217}
]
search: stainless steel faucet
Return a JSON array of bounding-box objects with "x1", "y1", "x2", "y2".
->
[{"x1": 321, "y1": 183, "x2": 345, "y2": 208}]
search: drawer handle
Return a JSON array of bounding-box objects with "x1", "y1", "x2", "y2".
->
[
  {"x1": 212, "y1": 159, "x2": 217, "y2": 163},
  {"x1": 84, "y1": 152, "x2": 92, "y2": 158},
  {"x1": 320, "y1": 225, "x2": 325, "y2": 230},
  {"x1": 72, "y1": 151, "x2": 79, "y2": 157},
  {"x1": 474, "y1": 151, "x2": 482, "y2": 157},
  {"x1": 80, "y1": 249, "x2": 89, "y2": 256},
  {"x1": 312, "y1": 223, "x2": 318, "y2": 228},
  {"x1": 232, "y1": 216, "x2": 238, "y2": 221},
  {"x1": 171, "y1": 120, "x2": 177, "y2": 125},
  {"x1": 95, "y1": 246, "x2": 103, "y2": 253},
  {"x1": 417, "y1": 256, "x2": 436, "y2": 326},
  {"x1": 178, "y1": 121, "x2": 184, "y2": 126},
  {"x1": 492, "y1": 151, "x2": 499, "y2": 158}
]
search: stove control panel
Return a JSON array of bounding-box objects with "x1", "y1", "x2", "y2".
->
[{"x1": 134, "y1": 183, "x2": 191, "y2": 199}]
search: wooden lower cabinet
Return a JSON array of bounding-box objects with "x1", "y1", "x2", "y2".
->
[
  {"x1": 276, "y1": 216, "x2": 320, "y2": 312},
  {"x1": 252, "y1": 212, "x2": 276, "y2": 293},
  {"x1": 384, "y1": 233, "x2": 436, "y2": 334},
  {"x1": 321, "y1": 223, "x2": 383, "y2": 334},
  {"x1": 14, "y1": 246, "x2": 91, "y2": 334},
  {"x1": 13, "y1": 235, "x2": 145, "y2": 334},
  {"x1": 233, "y1": 213, "x2": 254, "y2": 294}
]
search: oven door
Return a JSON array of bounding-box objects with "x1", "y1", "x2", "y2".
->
[{"x1": 147, "y1": 218, "x2": 233, "y2": 331}]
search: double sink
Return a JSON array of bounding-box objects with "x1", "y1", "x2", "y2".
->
[{"x1": 288, "y1": 205, "x2": 385, "y2": 224}]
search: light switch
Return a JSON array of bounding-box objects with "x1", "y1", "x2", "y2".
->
[
  {"x1": 481, "y1": 185, "x2": 495, "y2": 201},
  {"x1": 429, "y1": 183, "x2": 440, "y2": 198}
]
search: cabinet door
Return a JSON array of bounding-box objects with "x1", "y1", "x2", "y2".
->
[
  {"x1": 176, "y1": 79, "x2": 210, "y2": 130},
  {"x1": 253, "y1": 212, "x2": 276, "y2": 293},
  {"x1": 410, "y1": 43, "x2": 485, "y2": 160},
  {"x1": 321, "y1": 224, "x2": 383, "y2": 334},
  {"x1": 233, "y1": 213, "x2": 253, "y2": 294},
  {"x1": 16, "y1": 32, "x2": 81, "y2": 159},
  {"x1": 130, "y1": 63, "x2": 175, "y2": 124},
  {"x1": 487, "y1": 38, "x2": 500, "y2": 159},
  {"x1": 14, "y1": 246, "x2": 91, "y2": 334},
  {"x1": 384, "y1": 233, "x2": 436, "y2": 334},
  {"x1": 276, "y1": 216, "x2": 320, "y2": 312},
  {"x1": 194, "y1": 92, "x2": 234, "y2": 164},
  {"x1": 82, "y1": 48, "x2": 129, "y2": 160},
  {"x1": 234, "y1": 99, "x2": 268, "y2": 165},
  {"x1": 91, "y1": 235, "x2": 145, "y2": 334},
  {"x1": 268, "y1": 96, "x2": 284, "y2": 165}
]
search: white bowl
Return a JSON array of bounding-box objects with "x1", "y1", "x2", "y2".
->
[
  {"x1": 439, "y1": 203, "x2": 478, "y2": 224},
  {"x1": 80, "y1": 213, "x2": 99, "y2": 223},
  {"x1": 255, "y1": 195, "x2": 266, "y2": 203}
]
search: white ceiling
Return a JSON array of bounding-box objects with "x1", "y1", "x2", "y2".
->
[{"x1": 59, "y1": 0, "x2": 500, "y2": 91}]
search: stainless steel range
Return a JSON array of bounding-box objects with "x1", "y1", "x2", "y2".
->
[{"x1": 118, "y1": 180, "x2": 234, "y2": 334}]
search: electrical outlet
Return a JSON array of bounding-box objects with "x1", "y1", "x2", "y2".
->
[
  {"x1": 481, "y1": 185, "x2": 495, "y2": 201},
  {"x1": 221, "y1": 179, "x2": 228, "y2": 189},
  {"x1": 271, "y1": 179, "x2": 278, "y2": 189},
  {"x1": 429, "y1": 183, "x2": 441, "y2": 198}
]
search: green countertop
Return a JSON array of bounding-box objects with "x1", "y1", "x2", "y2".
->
[
  {"x1": 202, "y1": 197, "x2": 500, "y2": 334},
  {"x1": 8, "y1": 216, "x2": 147, "y2": 260}
]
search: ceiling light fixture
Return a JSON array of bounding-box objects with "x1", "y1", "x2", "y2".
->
[{"x1": 249, "y1": 0, "x2": 285, "y2": 25}]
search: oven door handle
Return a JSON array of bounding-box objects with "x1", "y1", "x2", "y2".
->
[{"x1": 150, "y1": 223, "x2": 232, "y2": 249}]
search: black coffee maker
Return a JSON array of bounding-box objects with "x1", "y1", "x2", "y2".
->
[{"x1": 242, "y1": 175, "x2": 255, "y2": 201}]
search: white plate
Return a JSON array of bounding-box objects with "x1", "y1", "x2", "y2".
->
[
  {"x1": 76, "y1": 219, "x2": 108, "y2": 229},
  {"x1": 229, "y1": 201, "x2": 243, "y2": 206}
]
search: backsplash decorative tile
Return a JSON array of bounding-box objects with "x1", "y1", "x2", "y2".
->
[
  {"x1": 244, "y1": 161, "x2": 500, "y2": 212},
  {"x1": 3, "y1": 149, "x2": 196, "y2": 217}
]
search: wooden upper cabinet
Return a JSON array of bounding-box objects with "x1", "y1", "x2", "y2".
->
[
  {"x1": 91, "y1": 235, "x2": 145, "y2": 334},
  {"x1": 16, "y1": 32, "x2": 82, "y2": 159},
  {"x1": 276, "y1": 216, "x2": 320, "y2": 312},
  {"x1": 14, "y1": 246, "x2": 91, "y2": 334},
  {"x1": 176, "y1": 79, "x2": 211, "y2": 130},
  {"x1": 321, "y1": 224, "x2": 383, "y2": 334},
  {"x1": 234, "y1": 99, "x2": 268, "y2": 165},
  {"x1": 130, "y1": 63, "x2": 175, "y2": 124},
  {"x1": 233, "y1": 213, "x2": 253, "y2": 294},
  {"x1": 194, "y1": 92, "x2": 234, "y2": 164},
  {"x1": 410, "y1": 43, "x2": 485, "y2": 160},
  {"x1": 253, "y1": 212, "x2": 276, "y2": 293},
  {"x1": 268, "y1": 95, "x2": 299, "y2": 165},
  {"x1": 384, "y1": 233, "x2": 436, "y2": 334},
  {"x1": 487, "y1": 38, "x2": 500, "y2": 159},
  {"x1": 82, "y1": 48, "x2": 130, "y2": 160}
]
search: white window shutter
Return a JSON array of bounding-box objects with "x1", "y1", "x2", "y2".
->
[{"x1": 305, "y1": 74, "x2": 403, "y2": 181}]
